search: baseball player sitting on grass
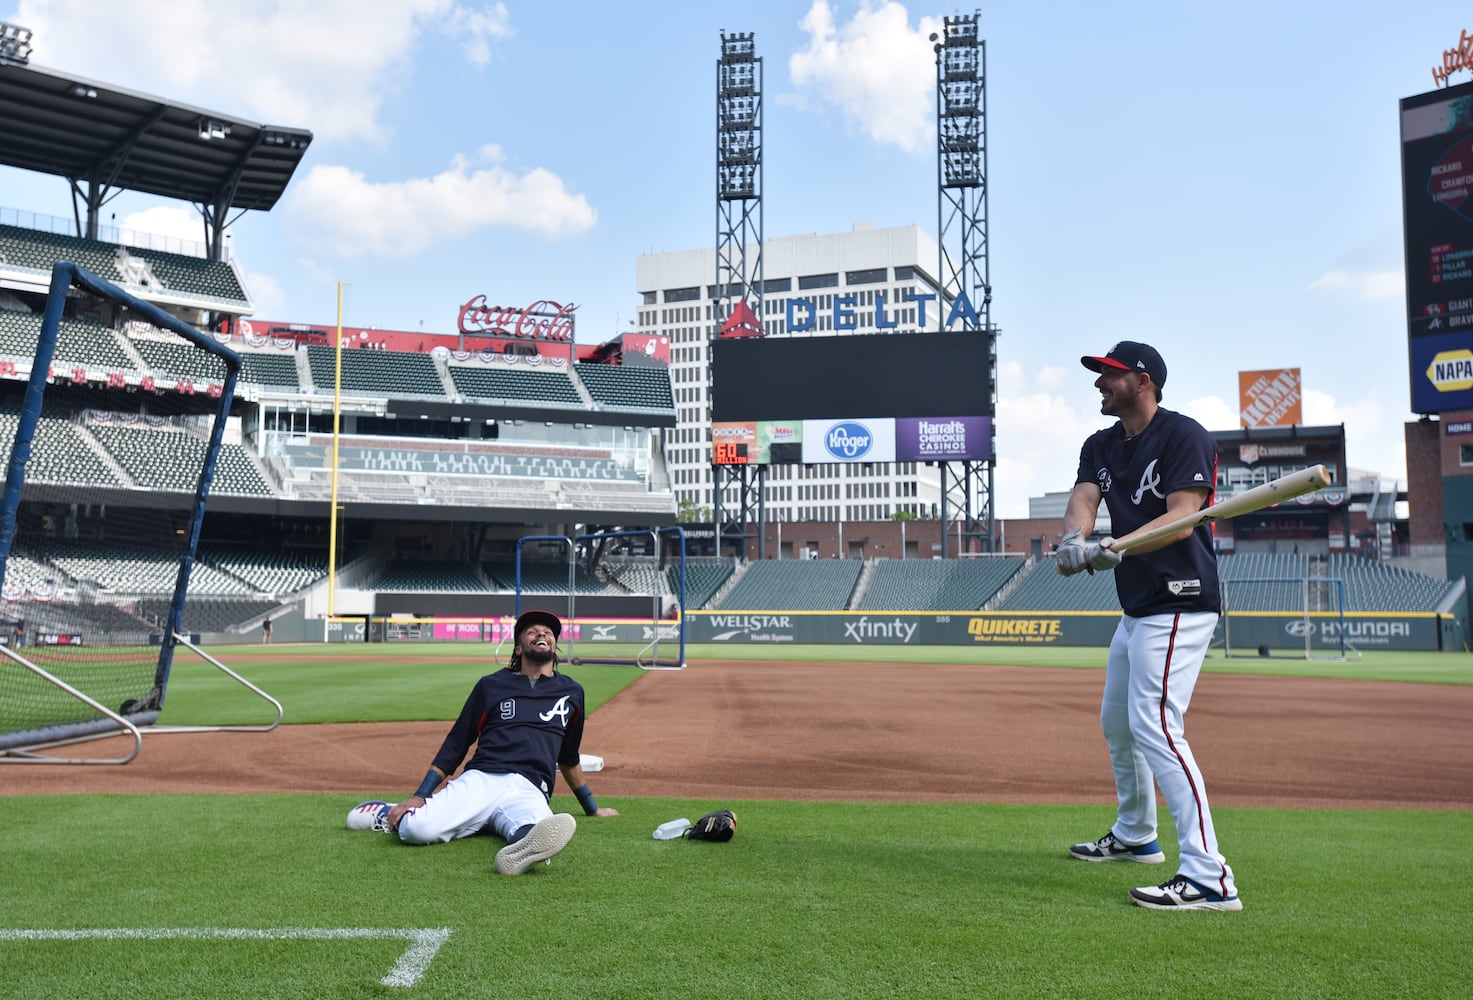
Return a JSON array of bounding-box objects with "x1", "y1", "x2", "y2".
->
[
  {"x1": 1056, "y1": 341, "x2": 1240, "y2": 912},
  {"x1": 347, "y1": 609, "x2": 618, "y2": 875}
]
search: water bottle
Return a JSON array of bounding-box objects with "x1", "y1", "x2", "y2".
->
[{"x1": 653, "y1": 818, "x2": 691, "y2": 840}]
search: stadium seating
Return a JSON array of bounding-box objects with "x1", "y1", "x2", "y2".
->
[
  {"x1": 239, "y1": 350, "x2": 302, "y2": 389},
  {"x1": 0, "y1": 309, "x2": 136, "y2": 372},
  {"x1": 305, "y1": 345, "x2": 446, "y2": 398},
  {"x1": 0, "y1": 223, "x2": 247, "y2": 305},
  {"x1": 573, "y1": 363, "x2": 674, "y2": 410},
  {"x1": 670, "y1": 558, "x2": 735, "y2": 610},
  {"x1": 860, "y1": 557, "x2": 1026, "y2": 610},
  {"x1": 0, "y1": 223, "x2": 117, "y2": 278},
  {"x1": 198, "y1": 546, "x2": 328, "y2": 596},
  {"x1": 125, "y1": 246, "x2": 248, "y2": 303},
  {"x1": 129, "y1": 335, "x2": 230, "y2": 383},
  {"x1": 0, "y1": 413, "x2": 123, "y2": 487},
  {"x1": 26, "y1": 540, "x2": 250, "y2": 596},
  {"x1": 483, "y1": 562, "x2": 613, "y2": 595},
  {"x1": 1326, "y1": 553, "x2": 1455, "y2": 612},
  {"x1": 86, "y1": 423, "x2": 272, "y2": 495},
  {"x1": 368, "y1": 561, "x2": 490, "y2": 593},
  {"x1": 450, "y1": 364, "x2": 583, "y2": 405},
  {"x1": 711, "y1": 560, "x2": 864, "y2": 611},
  {"x1": 992, "y1": 557, "x2": 1122, "y2": 612}
]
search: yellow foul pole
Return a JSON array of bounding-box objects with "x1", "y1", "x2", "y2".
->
[{"x1": 327, "y1": 282, "x2": 346, "y2": 616}]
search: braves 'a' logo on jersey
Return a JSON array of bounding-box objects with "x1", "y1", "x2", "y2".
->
[
  {"x1": 539, "y1": 695, "x2": 572, "y2": 727},
  {"x1": 1131, "y1": 459, "x2": 1165, "y2": 505}
]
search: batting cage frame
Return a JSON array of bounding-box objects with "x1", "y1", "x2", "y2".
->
[
  {"x1": 1218, "y1": 575, "x2": 1353, "y2": 661},
  {"x1": 510, "y1": 527, "x2": 687, "y2": 670},
  {"x1": 0, "y1": 262, "x2": 282, "y2": 764}
]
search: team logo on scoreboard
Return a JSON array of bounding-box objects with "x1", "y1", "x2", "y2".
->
[{"x1": 824, "y1": 422, "x2": 873, "y2": 459}]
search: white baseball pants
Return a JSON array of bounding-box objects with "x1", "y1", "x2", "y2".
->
[
  {"x1": 1101, "y1": 611, "x2": 1236, "y2": 898},
  {"x1": 397, "y1": 770, "x2": 552, "y2": 845}
]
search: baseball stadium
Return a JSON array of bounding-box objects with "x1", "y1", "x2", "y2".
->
[{"x1": 3, "y1": 17, "x2": 1471, "y2": 999}]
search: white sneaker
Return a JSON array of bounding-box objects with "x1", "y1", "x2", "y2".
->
[
  {"x1": 346, "y1": 800, "x2": 392, "y2": 832},
  {"x1": 495, "y1": 814, "x2": 576, "y2": 875}
]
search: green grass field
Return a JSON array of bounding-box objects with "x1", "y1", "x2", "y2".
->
[{"x1": 6, "y1": 643, "x2": 1471, "y2": 998}]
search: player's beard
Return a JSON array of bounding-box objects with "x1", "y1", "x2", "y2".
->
[{"x1": 523, "y1": 645, "x2": 555, "y2": 665}]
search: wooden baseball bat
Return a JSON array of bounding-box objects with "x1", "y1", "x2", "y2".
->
[{"x1": 1106, "y1": 464, "x2": 1332, "y2": 555}]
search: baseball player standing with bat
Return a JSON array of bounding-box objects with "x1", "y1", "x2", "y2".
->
[
  {"x1": 347, "y1": 609, "x2": 618, "y2": 875},
  {"x1": 1055, "y1": 341, "x2": 1241, "y2": 911}
]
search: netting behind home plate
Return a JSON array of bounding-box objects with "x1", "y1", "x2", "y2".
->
[{"x1": 0, "y1": 262, "x2": 238, "y2": 758}]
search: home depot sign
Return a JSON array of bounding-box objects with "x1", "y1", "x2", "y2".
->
[{"x1": 1239, "y1": 368, "x2": 1302, "y2": 428}]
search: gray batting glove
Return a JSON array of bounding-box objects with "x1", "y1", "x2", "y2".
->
[
  {"x1": 1085, "y1": 539, "x2": 1122, "y2": 572},
  {"x1": 1055, "y1": 529, "x2": 1089, "y2": 576}
]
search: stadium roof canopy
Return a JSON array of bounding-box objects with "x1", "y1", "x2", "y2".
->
[{"x1": 0, "y1": 59, "x2": 312, "y2": 220}]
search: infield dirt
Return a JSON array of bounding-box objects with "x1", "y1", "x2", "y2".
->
[{"x1": 2, "y1": 660, "x2": 1469, "y2": 810}]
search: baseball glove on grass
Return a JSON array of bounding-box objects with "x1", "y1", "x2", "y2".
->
[{"x1": 685, "y1": 809, "x2": 737, "y2": 842}]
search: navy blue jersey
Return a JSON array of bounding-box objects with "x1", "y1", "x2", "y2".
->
[
  {"x1": 430, "y1": 668, "x2": 587, "y2": 799},
  {"x1": 1076, "y1": 407, "x2": 1221, "y2": 617}
]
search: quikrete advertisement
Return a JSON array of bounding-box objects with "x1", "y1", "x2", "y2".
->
[{"x1": 967, "y1": 616, "x2": 1065, "y2": 643}]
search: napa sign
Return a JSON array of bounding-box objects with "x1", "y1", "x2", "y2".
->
[{"x1": 785, "y1": 288, "x2": 982, "y2": 332}]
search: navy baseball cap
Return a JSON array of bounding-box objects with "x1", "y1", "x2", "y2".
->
[
  {"x1": 514, "y1": 609, "x2": 562, "y2": 641},
  {"x1": 1081, "y1": 341, "x2": 1167, "y2": 389}
]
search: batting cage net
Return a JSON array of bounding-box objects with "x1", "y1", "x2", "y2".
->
[
  {"x1": 1219, "y1": 575, "x2": 1350, "y2": 660},
  {"x1": 0, "y1": 262, "x2": 265, "y2": 761}
]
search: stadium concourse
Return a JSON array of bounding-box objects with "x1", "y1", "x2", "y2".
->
[{"x1": 2, "y1": 658, "x2": 1471, "y2": 814}]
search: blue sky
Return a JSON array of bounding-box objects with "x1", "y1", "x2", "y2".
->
[{"x1": 0, "y1": 1, "x2": 1461, "y2": 517}]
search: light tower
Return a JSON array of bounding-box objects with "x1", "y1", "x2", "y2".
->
[
  {"x1": 713, "y1": 30, "x2": 765, "y2": 558},
  {"x1": 934, "y1": 11, "x2": 997, "y2": 554}
]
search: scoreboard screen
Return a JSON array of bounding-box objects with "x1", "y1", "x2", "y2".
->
[
  {"x1": 711, "y1": 331, "x2": 992, "y2": 422},
  {"x1": 710, "y1": 331, "x2": 994, "y2": 465},
  {"x1": 1401, "y1": 80, "x2": 1473, "y2": 413}
]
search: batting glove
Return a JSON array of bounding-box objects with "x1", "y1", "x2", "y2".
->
[
  {"x1": 1085, "y1": 539, "x2": 1122, "y2": 572},
  {"x1": 1055, "y1": 529, "x2": 1090, "y2": 576}
]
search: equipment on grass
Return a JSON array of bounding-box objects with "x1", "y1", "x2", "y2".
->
[
  {"x1": 685, "y1": 809, "x2": 737, "y2": 842},
  {"x1": 0, "y1": 262, "x2": 281, "y2": 764},
  {"x1": 1107, "y1": 465, "x2": 1332, "y2": 555}
]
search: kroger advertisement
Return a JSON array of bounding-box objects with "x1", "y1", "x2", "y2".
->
[{"x1": 799, "y1": 416, "x2": 991, "y2": 463}]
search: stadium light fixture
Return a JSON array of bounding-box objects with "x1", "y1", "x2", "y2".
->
[
  {"x1": 0, "y1": 20, "x2": 33, "y2": 66},
  {"x1": 197, "y1": 119, "x2": 230, "y2": 141},
  {"x1": 68, "y1": 84, "x2": 98, "y2": 99}
]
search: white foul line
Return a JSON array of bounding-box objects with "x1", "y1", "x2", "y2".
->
[{"x1": 0, "y1": 927, "x2": 453, "y2": 987}]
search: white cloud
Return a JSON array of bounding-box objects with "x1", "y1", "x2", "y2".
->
[
  {"x1": 11, "y1": 0, "x2": 511, "y2": 142},
  {"x1": 287, "y1": 151, "x2": 597, "y2": 257},
  {"x1": 1308, "y1": 268, "x2": 1404, "y2": 302},
  {"x1": 242, "y1": 269, "x2": 284, "y2": 314},
  {"x1": 116, "y1": 205, "x2": 205, "y2": 247},
  {"x1": 445, "y1": 2, "x2": 512, "y2": 68},
  {"x1": 787, "y1": 1, "x2": 942, "y2": 154}
]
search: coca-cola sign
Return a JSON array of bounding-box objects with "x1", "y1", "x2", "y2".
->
[{"x1": 457, "y1": 296, "x2": 577, "y2": 341}]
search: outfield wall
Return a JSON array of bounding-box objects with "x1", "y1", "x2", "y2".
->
[
  {"x1": 321, "y1": 610, "x2": 1461, "y2": 652},
  {"x1": 683, "y1": 611, "x2": 1454, "y2": 652}
]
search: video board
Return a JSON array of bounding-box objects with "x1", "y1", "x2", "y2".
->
[
  {"x1": 1401, "y1": 79, "x2": 1473, "y2": 413},
  {"x1": 710, "y1": 331, "x2": 993, "y2": 465}
]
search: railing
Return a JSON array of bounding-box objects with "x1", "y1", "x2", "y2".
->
[{"x1": 0, "y1": 206, "x2": 220, "y2": 260}]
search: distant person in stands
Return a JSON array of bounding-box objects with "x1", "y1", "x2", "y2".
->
[{"x1": 261, "y1": 617, "x2": 273, "y2": 645}]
